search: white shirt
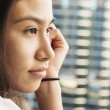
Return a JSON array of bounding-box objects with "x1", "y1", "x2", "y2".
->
[{"x1": 0, "y1": 96, "x2": 21, "y2": 110}]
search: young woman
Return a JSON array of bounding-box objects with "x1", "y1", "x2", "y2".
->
[{"x1": 0, "y1": 0, "x2": 69, "y2": 110}]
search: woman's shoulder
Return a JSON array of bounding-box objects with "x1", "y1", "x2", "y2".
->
[{"x1": 0, "y1": 96, "x2": 21, "y2": 110}]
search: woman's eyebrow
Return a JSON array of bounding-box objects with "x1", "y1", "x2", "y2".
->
[{"x1": 13, "y1": 16, "x2": 56, "y2": 25}]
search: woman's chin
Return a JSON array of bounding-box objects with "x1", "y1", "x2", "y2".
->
[
  {"x1": 23, "y1": 87, "x2": 40, "y2": 93},
  {"x1": 13, "y1": 82, "x2": 41, "y2": 93}
]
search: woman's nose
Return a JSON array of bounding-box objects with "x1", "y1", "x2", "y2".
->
[{"x1": 35, "y1": 36, "x2": 55, "y2": 61}]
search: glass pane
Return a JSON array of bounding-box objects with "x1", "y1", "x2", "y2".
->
[{"x1": 52, "y1": 0, "x2": 110, "y2": 110}]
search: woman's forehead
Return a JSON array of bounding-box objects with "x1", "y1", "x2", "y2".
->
[
  {"x1": 10, "y1": 0, "x2": 52, "y2": 16},
  {"x1": 8, "y1": 0, "x2": 53, "y2": 26}
]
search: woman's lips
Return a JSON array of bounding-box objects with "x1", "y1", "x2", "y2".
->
[{"x1": 28, "y1": 68, "x2": 47, "y2": 78}]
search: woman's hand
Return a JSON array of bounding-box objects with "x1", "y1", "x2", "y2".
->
[
  {"x1": 35, "y1": 25, "x2": 68, "y2": 110},
  {"x1": 46, "y1": 24, "x2": 69, "y2": 78}
]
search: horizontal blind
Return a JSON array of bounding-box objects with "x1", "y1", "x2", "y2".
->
[{"x1": 52, "y1": 0, "x2": 110, "y2": 110}]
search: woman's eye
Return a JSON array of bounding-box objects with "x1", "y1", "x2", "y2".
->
[
  {"x1": 25, "y1": 28, "x2": 38, "y2": 34},
  {"x1": 46, "y1": 27, "x2": 52, "y2": 33}
]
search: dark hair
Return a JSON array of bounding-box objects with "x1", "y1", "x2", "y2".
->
[
  {"x1": 0, "y1": 0, "x2": 14, "y2": 93},
  {"x1": 0, "y1": 0, "x2": 31, "y2": 110}
]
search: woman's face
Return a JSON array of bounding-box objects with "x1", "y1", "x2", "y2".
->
[{"x1": 6, "y1": 0, "x2": 55, "y2": 92}]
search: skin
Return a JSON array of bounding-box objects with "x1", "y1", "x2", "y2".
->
[
  {"x1": 5, "y1": 0, "x2": 69, "y2": 109},
  {"x1": 6, "y1": 0, "x2": 55, "y2": 92},
  {"x1": 6, "y1": 0, "x2": 69, "y2": 110}
]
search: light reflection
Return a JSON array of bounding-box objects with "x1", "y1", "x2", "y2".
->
[
  {"x1": 104, "y1": 11, "x2": 110, "y2": 19},
  {"x1": 77, "y1": 30, "x2": 91, "y2": 37},
  {"x1": 100, "y1": 60, "x2": 110, "y2": 67},
  {"x1": 61, "y1": 0, "x2": 69, "y2": 8},
  {"x1": 79, "y1": 0, "x2": 98, "y2": 10},
  {"x1": 76, "y1": 59, "x2": 89, "y2": 65},
  {"x1": 75, "y1": 88, "x2": 87, "y2": 95},
  {"x1": 78, "y1": 10, "x2": 92, "y2": 17},
  {"x1": 75, "y1": 69, "x2": 88, "y2": 75},
  {"x1": 99, "y1": 90, "x2": 110, "y2": 96},
  {"x1": 103, "y1": 21, "x2": 110, "y2": 29},
  {"x1": 76, "y1": 39, "x2": 91, "y2": 46},
  {"x1": 99, "y1": 80, "x2": 110, "y2": 87},
  {"x1": 102, "y1": 31, "x2": 110, "y2": 39},
  {"x1": 98, "y1": 99, "x2": 110, "y2": 106},
  {"x1": 77, "y1": 78, "x2": 88, "y2": 85},
  {"x1": 102, "y1": 41, "x2": 110, "y2": 48},
  {"x1": 101, "y1": 51, "x2": 110, "y2": 58},
  {"x1": 76, "y1": 49, "x2": 90, "y2": 56},
  {"x1": 74, "y1": 108, "x2": 86, "y2": 110},
  {"x1": 74, "y1": 98, "x2": 87, "y2": 104},
  {"x1": 104, "y1": 1, "x2": 110, "y2": 9},
  {"x1": 79, "y1": 1, "x2": 90, "y2": 7},
  {"x1": 60, "y1": 80, "x2": 78, "y2": 89},
  {"x1": 78, "y1": 20, "x2": 92, "y2": 27},
  {"x1": 99, "y1": 70, "x2": 110, "y2": 77}
]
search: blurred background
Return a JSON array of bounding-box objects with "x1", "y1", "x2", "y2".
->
[{"x1": 24, "y1": 0, "x2": 110, "y2": 110}]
